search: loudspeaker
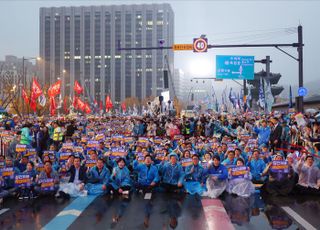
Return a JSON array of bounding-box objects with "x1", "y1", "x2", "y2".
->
[{"x1": 163, "y1": 70, "x2": 169, "y2": 89}]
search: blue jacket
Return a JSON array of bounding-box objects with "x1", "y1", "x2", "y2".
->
[
  {"x1": 207, "y1": 164, "x2": 228, "y2": 180},
  {"x1": 87, "y1": 166, "x2": 110, "y2": 185},
  {"x1": 185, "y1": 164, "x2": 206, "y2": 184},
  {"x1": 158, "y1": 162, "x2": 185, "y2": 185},
  {"x1": 133, "y1": 160, "x2": 160, "y2": 186},
  {"x1": 221, "y1": 158, "x2": 237, "y2": 168},
  {"x1": 254, "y1": 126, "x2": 271, "y2": 146},
  {"x1": 247, "y1": 159, "x2": 266, "y2": 181},
  {"x1": 109, "y1": 166, "x2": 132, "y2": 189}
]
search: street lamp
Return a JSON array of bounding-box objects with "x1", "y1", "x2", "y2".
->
[{"x1": 22, "y1": 56, "x2": 41, "y2": 87}]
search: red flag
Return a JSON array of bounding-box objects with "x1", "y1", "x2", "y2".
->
[
  {"x1": 63, "y1": 97, "x2": 69, "y2": 114},
  {"x1": 31, "y1": 78, "x2": 43, "y2": 100},
  {"x1": 84, "y1": 103, "x2": 91, "y2": 114},
  {"x1": 73, "y1": 97, "x2": 78, "y2": 109},
  {"x1": 99, "y1": 101, "x2": 103, "y2": 111},
  {"x1": 121, "y1": 102, "x2": 126, "y2": 112},
  {"x1": 30, "y1": 97, "x2": 37, "y2": 112},
  {"x1": 77, "y1": 97, "x2": 85, "y2": 111},
  {"x1": 49, "y1": 96, "x2": 56, "y2": 116},
  {"x1": 74, "y1": 80, "x2": 84, "y2": 94},
  {"x1": 48, "y1": 80, "x2": 61, "y2": 97},
  {"x1": 22, "y1": 88, "x2": 29, "y2": 104},
  {"x1": 105, "y1": 95, "x2": 113, "y2": 111}
]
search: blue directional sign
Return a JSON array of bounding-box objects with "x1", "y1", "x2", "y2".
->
[
  {"x1": 216, "y1": 55, "x2": 255, "y2": 80},
  {"x1": 298, "y1": 87, "x2": 308, "y2": 97}
]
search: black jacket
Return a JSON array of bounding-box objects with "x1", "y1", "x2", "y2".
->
[
  {"x1": 68, "y1": 165, "x2": 87, "y2": 183},
  {"x1": 270, "y1": 124, "x2": 283, "y2": 147}
]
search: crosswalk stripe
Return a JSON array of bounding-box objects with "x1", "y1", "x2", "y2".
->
[
  {"x1": 42, "y1": 195, "x2": 98, "y2": 230},
  {"x1": 281, "y1": 206, "x2": 317, "y2": 230},
  {"x1": 201, "y1": 199, "x2": 235, "y2": 230},
  {"x1": 0, "y1": 208, "x2": 9, "y2": 216}
]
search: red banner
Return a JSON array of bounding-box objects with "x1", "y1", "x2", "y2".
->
[
  {"x1": 84, "y1": 103, "x2": 91, "y2": 114},
  {"x1": 77, "y1": 97, "x2": 85, "y2": 111},
  {"x1": 74, "y1": 80, "x2": 83, "y2": 94},
  {"x1": 48, "y1": 80, "x2": 61, "y2": 97},
  {"x1": 49, "y1": 96, "x2": 56, "y2": 116},
  {"x1": 31, "y1": 78, "x2": 43, "y2": 100},
  {"x1": 105, "y1": 95, "x2": 113, "y2": 111},
  {"x1": 121, "y1": 102, "x2": 126, "y2": 112},
  {"x1": 63, "y1": 97, "x2": 69, "y2": 114},
  {"x1": 22, "y1": 88, "x2": 29, "y2": 104}
]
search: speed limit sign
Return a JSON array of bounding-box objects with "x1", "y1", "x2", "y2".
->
[{"x1": 193, "y1": 38, "x2": 208, "y2": 52}]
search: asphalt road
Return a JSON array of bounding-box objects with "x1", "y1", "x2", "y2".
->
[{"x1": 0, "y1": 191, "x2": 319, "y2": 230}]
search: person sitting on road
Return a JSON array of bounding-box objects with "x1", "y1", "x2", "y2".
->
[
  {"x1": 294, "y1": 154, "x2": 320, "y2": 195},
  {"x1": 35, "y1": 160, "x2": 59, "y2": 196},
  {"x1": 226, "y1": 158, "x2": 255, "y2": 197},
  {"x1": 133, "y1": 154, "x2": 160, "y2": 193},
  {"x1": 158, "y1": 153, "x2": 185, "y2": 193},
  {"x1": 203, "y1": 155, "x2": 228, "y2": 198},
  {"x1": 19, "y1": 161, "x2": 37, "y2": 199},
  {"x1": 57, "y1": 156, "x2": 88, "y2": 198},
  {"x1": 247, "y1": 149, "x2": 266, "y2": 184},
  {"x1": 2, "y1": 158, "x2": 20, "y2": 197},
  {"x1": 109, "y1": 157, "x2": 132, "y2": 195},
  {"x1": 261, "y1": 153, "x2": 295, "y2": 196},
  {"x1": 86, "y1": 158, "x2": 110, "y2": 195},
  {"x1": 184, "y1": 154, "x2": 207, "y2": 195}
]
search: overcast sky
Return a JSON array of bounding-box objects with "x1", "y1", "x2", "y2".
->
[{"x1": 0, "y1": 0, "x2": 319, "y2": 94}]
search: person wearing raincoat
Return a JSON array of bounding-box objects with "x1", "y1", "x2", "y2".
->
[
  {"x1": 158, "y1": 153, "x2": 185, "y2": 192},
  {"x1": 226, "y1": 158, "x2": 255, "y2": 197},
  {"x1": 86, "y1": 158, "x2": 110, "y2": 195},
  {"x1": 203, "y1": 155, "x2": 228, "y2": 198},
  {"x1": 133, "y1": 154, "x2": 160, "y2": 193},
  {"x1": 109, "y1": 158, "x2": 132, "y2": 195},
  {"x1": 184, "y1": 154, "x2": 207, "y2": 195}
]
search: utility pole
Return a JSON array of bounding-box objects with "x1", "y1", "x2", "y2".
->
[{"x1": 297, "y1": 25, "x2": 304, "y2": 113}]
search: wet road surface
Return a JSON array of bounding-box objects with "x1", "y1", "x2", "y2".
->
[{"x1": 0, "y1": 191, "x2": 319, "y2": 230}]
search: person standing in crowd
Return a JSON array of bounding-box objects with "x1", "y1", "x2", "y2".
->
[
  {"x1": 52, "y1": 121, "x2": 63, "y2": 149},
  {"x1": 254, "y1": 119, "x2": 271, "y2": 147},
  {"x1": 269, "y1": 118, "x2": 283, "y2": 152},
  {"x1": 20, "y1": 123, "x2": 33, "y2": 147}
]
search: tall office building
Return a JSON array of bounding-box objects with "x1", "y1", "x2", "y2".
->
[{"x1": 39, "y1": 4, "x2": 174, "y2": 106}]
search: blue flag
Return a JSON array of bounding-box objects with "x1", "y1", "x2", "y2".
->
[{"x1": 289, "y1": 85, "x2": 293, "y2": 108}]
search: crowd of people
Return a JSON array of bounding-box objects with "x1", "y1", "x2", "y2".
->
[{"x1": 0, "y1": 110, "x2": 319, "y2": 202}]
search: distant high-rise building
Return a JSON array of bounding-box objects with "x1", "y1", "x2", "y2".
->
[{"x1": 39, "y1": 4, "x2": 174, "y2": 106}]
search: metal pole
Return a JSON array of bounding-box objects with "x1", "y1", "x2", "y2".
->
[
  {"x1": 298, "y1": 25, "x2": 304, "y2": 113},
  {"x1": 265, "y1": 56, "x2": 271, "y2": 113},
  {"x1": 22, "y1": 57, "x2": 25, "y2": 116}
]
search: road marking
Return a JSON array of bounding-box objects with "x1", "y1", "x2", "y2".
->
[
  {"x1": 281, "y1": 206, "x2": 317, "y2": 230},
  {"x1": 42, "y1": 195, "x2": 98, "y2": 230},
  {"x1": 201, "y1": 199, "x2": 235, "y2": 230},
  {"x1": 0, "y1": 208, "x2": 9, "y2": 216}
]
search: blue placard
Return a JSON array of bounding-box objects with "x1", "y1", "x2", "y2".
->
[
  {"x1": 216, "y1": 55, "x2": 254, "y2": 80},
  {"x1": 298, "y1": 87, "x2": 308, "y2": 97}
]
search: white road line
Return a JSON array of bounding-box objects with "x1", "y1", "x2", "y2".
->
[
  {"x1": 281, "y1": 206, "x2": 317, "y2": 230},
  {"x1": 0, "y1": 208, "x2": 9, "y2": 216}
]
